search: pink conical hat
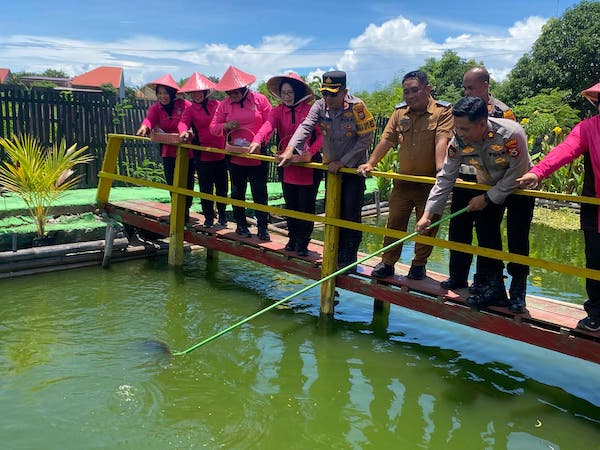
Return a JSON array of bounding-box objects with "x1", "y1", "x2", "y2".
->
[
  {"x1": 179, "y1": 72, "x2": 216, "y2": 93},
  {"x1": 266, "y1": 72, "x2": 313, "y2": 103},
  {"x1": 582, "y1": 82, "x2": 600, "y2": 105},
  {"x1": 146, "y1": 73, "x2": 180, "y2": 91},
  {"x1": 215, "y1": 66, "x2": 256, "y2": 91}
]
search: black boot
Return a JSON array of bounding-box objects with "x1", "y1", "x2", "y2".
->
[
  {"x1": 258, "y1": 226, "x2": 271, "y2": 241},
  {"x1": 284, "y1": 237, "x2": 296, "y2": 252},
  {"x1": 466, "y1": 276, "x2": 508, "y2": 309},
  {"x1": 469, "y1": 273, "x2": 488, "y2": 296},
  {"x1": 296, "y1": 236, "x2": 310, "y2": 257},
  {"x1": 509, "y1": 276, "x2": 527, "y2": 313}
]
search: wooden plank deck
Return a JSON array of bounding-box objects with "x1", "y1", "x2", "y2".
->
[{"x1": 105, "y1": 200, "x2": 600, "y2": 365}]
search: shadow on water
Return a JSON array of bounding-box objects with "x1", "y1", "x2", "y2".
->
[{"x1": 134, "y1": 339, "x2": 173, "y2": 358}]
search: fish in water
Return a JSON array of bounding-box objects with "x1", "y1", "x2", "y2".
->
[{"x1": 136, "y1": 339, "x2": 172, "y2": 356}]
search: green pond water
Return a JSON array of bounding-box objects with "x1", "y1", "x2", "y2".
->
[{"x1": 1, "y1": 244, "x2": 599, "y2": 449}]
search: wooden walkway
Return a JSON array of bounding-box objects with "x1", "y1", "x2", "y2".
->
[{"x1": 105, "y1": 199, "x2": 600, "y2": 365}]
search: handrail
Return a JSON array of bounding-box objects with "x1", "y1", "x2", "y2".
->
[{"x1": 97, "y1": 133, "x2": 600, "y2": 282}]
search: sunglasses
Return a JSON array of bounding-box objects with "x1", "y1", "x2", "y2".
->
[{"x1": 321, "y1": 90, "x2": 340, "y2": 98}]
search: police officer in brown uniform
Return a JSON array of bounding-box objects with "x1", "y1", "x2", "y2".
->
[
  {"x1": 445, "y1": 67, "x2": 534, "y2": 312},
  {"x1": 416, "y1": 96, "x2": 532, "y2": 310},
  {"x1": 281, "y1": 70, "x2": 375, "y2": 268},
  {"x1": 357, "y1": 70, "x2": 453, "y2": 279}
]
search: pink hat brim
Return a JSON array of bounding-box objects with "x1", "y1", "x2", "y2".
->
[
  {"x1": 215, "y1": 66, "x2": 256, "y2": 92},
  {"x1": 179, "y1": 72, "x2": 217, "y2": 93},
  {"x1": 146, "y1": 73, "x2": 180, "y2": 91}
]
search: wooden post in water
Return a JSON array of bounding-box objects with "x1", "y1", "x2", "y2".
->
[
  {"x1": 320, "y1": 172, "x2": 342, "y2": 315},
  {"x1": 371, "y1": 300, "x2": 390, "y2": 336},
  {"x1": 102, "y1": 223, "x2": 116, "y2": 268},
  {"x1": 168, "y1": 147, "x2": 189, "y2": 266}
]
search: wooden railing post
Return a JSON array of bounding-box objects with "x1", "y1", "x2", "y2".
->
[
  {"x1": 168, "y1": 147, "x2": 189, "y2": 266},
  {"x1": 96, "y1": 134, "x2": 122, "y2": 208},
  {"x1": 320, "y1": 172, "x2": 342, "y2": 315}
]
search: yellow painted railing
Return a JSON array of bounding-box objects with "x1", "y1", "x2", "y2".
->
[{"x1": 97, "y1": 134, "x2": 600, "y2": 289}]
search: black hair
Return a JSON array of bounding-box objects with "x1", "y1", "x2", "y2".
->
[
  {"x1": 155, "y1": 85, "x2": 177, "y2": 103},
  {"x1": 402, "y1": 70, "x2": 429, "y2": 86},
  {"x1": 453, "y1": 96, "x2": 488, "y2": 122},
  {"x1": 280, "y1": 78, "x2": 307, "y2": 104}
]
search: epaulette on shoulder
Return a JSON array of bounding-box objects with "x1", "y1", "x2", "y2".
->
[
  {"x1": 395, "y1": 101, "x2": 407, "y2": 109},
  {"x1": 436, "y1": 99, "x2": 451, "y2": 107}
]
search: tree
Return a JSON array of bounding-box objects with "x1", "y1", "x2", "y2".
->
[
  {"x1": 419, "y1": 50, "x2": 481, "y2": 104},
  {"x1": 0, "y1": 134, "x2": 92, "y2": 238},
  {"x1": 498, "y1": 1, "x2": 600, "y2": 115},
  {"x1": 354, "y1": 79, "x2": 403, "y2": 117},
  {"x1": 41, "y1": 69, "x2": 68, "y2": 78},
  {"x1": 100, "y1": 82, "x2": 117, "y2": 96}
]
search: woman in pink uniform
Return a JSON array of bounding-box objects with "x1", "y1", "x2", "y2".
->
[
  {"x1": 251, "y1": 73, "x2": 323, "y2": 256},
  {"x1": 518, "y1": 82, "x2": 600, "y2": 332},
  {"x1": 209, "y1": 66, "x2": 272, "y2": 240},
  {"x1": 136, "y1": 74, "x2": 193, "y2": 221},
  {"x1": 178, "y1": 72, "x2": 228, "y2": 228}
]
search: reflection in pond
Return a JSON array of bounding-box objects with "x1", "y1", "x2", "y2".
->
[{"x1": 1, "y1": 252, "x2": 598, "y2": 448}]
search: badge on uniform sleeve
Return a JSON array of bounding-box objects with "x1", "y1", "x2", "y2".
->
[
  {"x1": 505, "y1": 138, "x2": 520, "y2": 157},
  {"x1": 448, "y1": 144, "x2": 457, "y2": 159},
  {"x1": 352, "y1": 102, "x2": 376, "y2": 135}
]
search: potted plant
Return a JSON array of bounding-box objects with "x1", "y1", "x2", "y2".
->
[{"x1": 0, "y1": 134, "x2": 92, "y2": 244}]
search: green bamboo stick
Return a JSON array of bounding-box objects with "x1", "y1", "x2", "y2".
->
[{"x1": 173, "y1": 206, "x2": 469, "y2": 356}]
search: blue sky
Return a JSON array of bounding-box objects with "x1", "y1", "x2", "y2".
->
[{"x1": 0, "y1": 0, "x2": 582, "y2": 92}]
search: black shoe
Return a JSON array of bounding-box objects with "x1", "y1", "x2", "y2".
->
[
  {"x1": 338, "y1": 255, "x2": 358, "y2": 274},
  {"x1": 218, "y1": 217, "x2": 228, "y2": 226},
  {"x1": 440, "y1": 278, "x2": 468, "y2": 290},
  {"x1": 508, "y1": 295, "x2": 526, "y2": 313},
  {"x1": 203, "y1": 218, "x2": 214, "y2": 228},
  {"x1": 372, "y1": 262, "x2": 394, "y2": 278},
  {"x1": 508, "y1": 276, "x2": 527, "y2": 313},
  {"x1": 258, "y1": 228, "x2": 271, "y2": 241},
  {"x1": 469, "y1": 274, "x2": 488, "y2": 295},
  {"x1": 297, "y1": 247, "x2": 308, "y2": 257},
  {"x1": 236, "y1": 225, "x2": 252, "y2": 238},
  {"x1": 284, "y1": 239, "x2": 296, "y2": 251},
  {"x1": 406, "y1": 265, "x2": 426, "y2": 280},
  {"x1": 577, "y1": 316, "x2": 600, "y2": 332},
  {"x1": 466, "y1": 279, "x2": 508, "y2": 309}
]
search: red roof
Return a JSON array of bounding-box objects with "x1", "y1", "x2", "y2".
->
[
  {"x1": 72, "y1": 66, "x2": 123, "y2": 89},
  {"x1": 0, "y1": 68, "x2": 11, "y2": 83}
]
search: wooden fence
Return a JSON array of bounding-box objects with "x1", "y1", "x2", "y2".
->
[
  {"x1": 0, "y1": 85, "x2": 156, "y2": 188},
  {"x1": 0, "y1": 85, "x2": 389, "y2": 188}
]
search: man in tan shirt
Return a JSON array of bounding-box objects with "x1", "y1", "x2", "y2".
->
[{"x1": 357, "y1": 70, "x2": 453, "y2": 279}]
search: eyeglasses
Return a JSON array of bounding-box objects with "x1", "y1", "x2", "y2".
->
[
  {"x1": 280, "y1": 90, "x2": 294, "y2": 97},
  {"x1": 321, "y1": 91, "x2": 339, "y2": 98},
  {"x1": 226, "y1": 88, "x2": 245, "y2": 96}
]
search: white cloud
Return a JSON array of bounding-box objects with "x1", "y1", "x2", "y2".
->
[
  {"x1": 0, "y1": 15, "x2": 548, "y2": 92},
  {"x1": 334, "y1": 15, "x2": 547, "y2": 90}
]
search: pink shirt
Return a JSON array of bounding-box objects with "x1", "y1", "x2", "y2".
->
[
  {"x1": 209, "y1": 91, "x2": 271, "y2": 166},
  {"x1": 141, "y1": 98, "x2": 191, "y2": 158},
  {"x1": 530, "y1": 115, "x2": 600, "y2": 231},
  {"x1": 254, "y1": 101, "x2": 323, "y2": 185},
  {"x1": 178, "y1": 99, "x2": 226, "y2": 162}
]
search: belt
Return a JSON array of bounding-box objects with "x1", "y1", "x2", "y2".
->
[{"x1": 459, "y1": 164, "x2": 477, "y2": 176}]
